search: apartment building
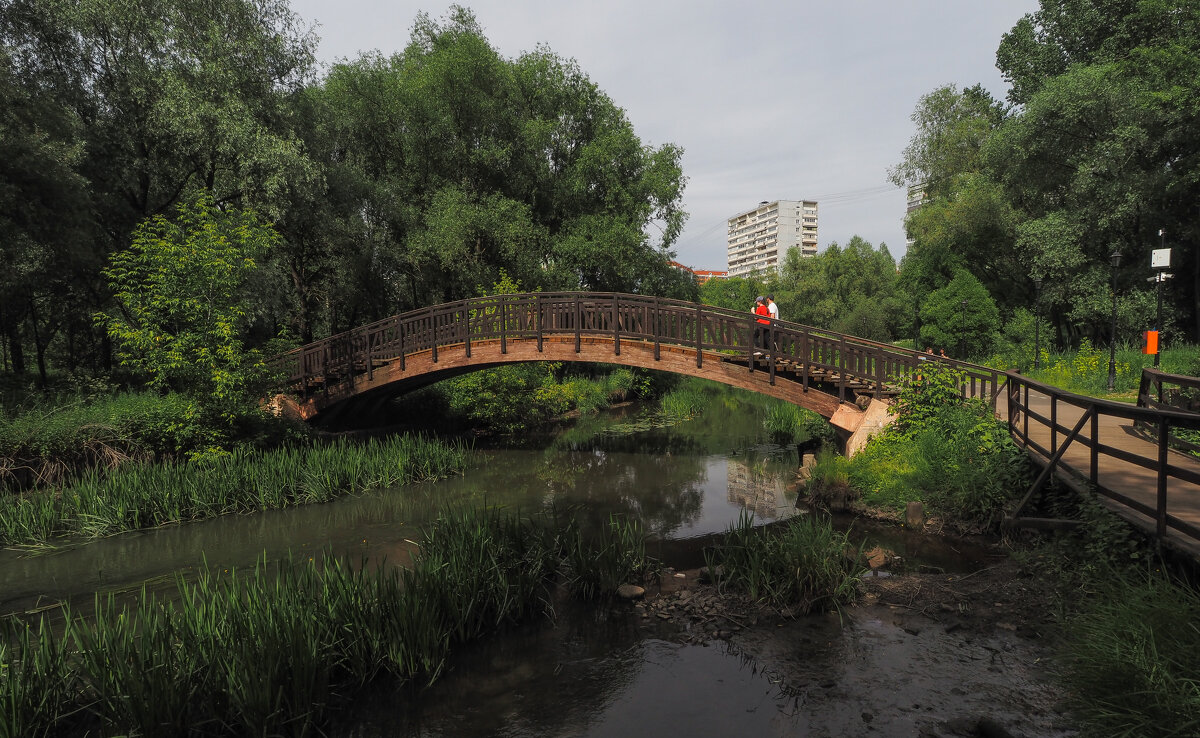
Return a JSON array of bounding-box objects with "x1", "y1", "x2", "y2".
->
[
  {"x1": 905, "y1": 184, "x2": 926, "y2": 250},
  {"x1": 726, "y1": 199, "x2": 818, "y2": 278}
]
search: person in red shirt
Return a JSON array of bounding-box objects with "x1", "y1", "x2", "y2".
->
[{"x1": 753, "y1": 296, "x2": 770, "y2": 353}]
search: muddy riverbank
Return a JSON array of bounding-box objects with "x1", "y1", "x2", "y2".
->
[{"x1": 337, "y1": 553, "x2": 1076, "y2": 738}]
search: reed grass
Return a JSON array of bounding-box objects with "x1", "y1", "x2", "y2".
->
[
  {"x1": 763, "y1": 401, "x2": 831, "y2": 446},
  {"x1": 659, "y1": 377, "x2": 718, "y2": 420},
  {"x1": 561, "y1": 515, "x2": 658, "y2": 600},
  {"x1": 1060, "y1": 570, "x2": 1200, "y2": 737},
  {"x1": 0, "y1": 507, "x2": 653, "y2": 736},
  {"x1": 0, "y1": 434, "x2": 471, "y2": 546},
  {"x1": 706, "y1": 511, "x2": 862, "y2": 612}
]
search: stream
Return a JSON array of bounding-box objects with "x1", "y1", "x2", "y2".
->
[{"x1": 0, "y1": 390, "x2": 1073, "y2": 736}]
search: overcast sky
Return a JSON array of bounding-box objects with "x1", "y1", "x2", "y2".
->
[{"x1": 289, "y1": 1, "x2": 1039, "y2": 271}]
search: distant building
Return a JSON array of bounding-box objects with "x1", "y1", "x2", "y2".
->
[
  {"x1": 905, "y1": 184, "x2": 927, "y2": 250},
  {"x1": 691, "y1": 268, "x2": 727, "y2": 285},
  {"x1": 668, "y1": 260, "x2": 727, "y2": 285},
  {"x1": 726, "y1": 200, "x2": 818, "y2": 278}
]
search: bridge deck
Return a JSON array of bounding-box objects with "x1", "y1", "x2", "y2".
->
[{"x1": 998, "y1": 387, "x2": 1200, "y2": 558}]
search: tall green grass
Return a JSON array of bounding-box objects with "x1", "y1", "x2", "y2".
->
[
  {"x1": 1060, "y1": 570, "x2": 1200, "y2": 737},
  {"x1": 763, "y1": 401, "x2": 832, "y2": 446},
  {"x1": 705, "y1": 511, "x2": 862, "y2": 612},
  {"x1": 0, "y1": 389, "x2": 310, "y2": 492},
  {"x1": 0, "y1": 507, "x2": 654, "y2": 736},
  {"x1": 0, "y1": 434, "x2": 470, "y2": 546},
  {"x1": 990, "y1": 341, "x2": 1200, "y2": 397},
  {"x1": 561, "y1": 515, "x2": 658, "y2": 600},
  {"x1": 659, "y1": 377, "x2": 719, "y2": 420}
]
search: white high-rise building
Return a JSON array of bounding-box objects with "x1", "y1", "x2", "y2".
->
[{"x1": 726, "y1": 199, "x2": 818, "y2": 278}]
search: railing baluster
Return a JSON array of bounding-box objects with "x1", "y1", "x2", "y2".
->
[
  {"x1": 653, "y1": 297, "x2": 660, "y2": 360},
  {"x1": 463, "y1": 299, "x2": 471, "y2": 358},
  {"x1": 1158, "y1": 415, "x2": 1169, "y2": 538},
  {"x1": 613, "y1": 294, "x2": 620, "y2": 356}
]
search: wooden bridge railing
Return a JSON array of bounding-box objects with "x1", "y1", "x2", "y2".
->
[
  {"x1": 1007, "y1": 371, "x2": 1200, "y2": 544},
  {"x1": 1138, "y1": 368, "x2": 1200, "y2": 456},
  {"x1": 268, "y1": 292, "x2": 1003, "y2": 402}
]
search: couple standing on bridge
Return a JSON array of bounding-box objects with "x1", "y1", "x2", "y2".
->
[{"x1": 753, "y1": 295, "x2": 778, "y2": 354}]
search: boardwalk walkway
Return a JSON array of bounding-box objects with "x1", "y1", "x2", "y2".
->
[{"x1": 997, "y1": 381, "x2": 1200, "y2": 558}]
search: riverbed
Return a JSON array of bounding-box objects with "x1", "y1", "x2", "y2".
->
[{"x1": 0, "y1": 390, "x2": 1076, "y2": 735}]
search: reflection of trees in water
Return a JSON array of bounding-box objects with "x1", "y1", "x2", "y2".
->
[{"x1": 531, "y1": 445, "x2": 708, "y2": 539}]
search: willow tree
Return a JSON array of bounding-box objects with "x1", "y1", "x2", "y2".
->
[{"x1": 298, "y1": 5, "x2": 691, "y2": 331}]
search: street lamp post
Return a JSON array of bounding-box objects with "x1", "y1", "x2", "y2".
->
[
  {"x1": 1107, "y1": 249, "x2": 1122, "y2": 391},
  {"x1": 1155, "y1": 229, "x2": 1165, "y2": 368},
  {"x1": 1033, "y1": 276, "x2": 1042, "y2": 370}
]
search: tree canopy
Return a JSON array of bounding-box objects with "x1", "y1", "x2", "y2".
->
[
  {"x1": 0, "y1": 2, "x2": 690, "y2": 378},
  {"x1": 893, "y1": 0, "x2": 1200, "y2": 353}
]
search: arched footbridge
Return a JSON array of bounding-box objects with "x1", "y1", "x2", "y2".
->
[
  {"x1": 269, "y1": 291, "x2": 1200, "y2": 557},
  {"x1": 269, "y1": 292, "x2": 999, "y2": 436}
]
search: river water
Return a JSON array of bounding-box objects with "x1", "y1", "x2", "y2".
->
[{"x1": 0, "y1": 390, "x2": 1071, "y2": 736}]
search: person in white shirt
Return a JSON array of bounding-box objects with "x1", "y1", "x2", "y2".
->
[{"x1": 767, "y1": 295, "x2": 779, "y2": 321}]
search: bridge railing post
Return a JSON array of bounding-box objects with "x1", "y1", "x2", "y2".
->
[
  {"x1": 653, "y1": 297, "x2": 660, "y2": 361},
  {"x1": 613, "y1": 294, "x2": 620, "y2": 356},
  {"x1": 463, "y1": 299, "x2": 471, "y2": 358},
  {"x1": 1158, "y1": 415, "x2": 1169, "y2": 538},
  {"x1": 695, "y1": 304, "x2": 703, "y2": 368},
  {"x1": 537, "y1": 294, "x2": 544, "y2": 352}
]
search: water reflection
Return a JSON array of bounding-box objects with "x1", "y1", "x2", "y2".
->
[{"x1": 0, "y1": 394, "x2": 803, "y2": 617}]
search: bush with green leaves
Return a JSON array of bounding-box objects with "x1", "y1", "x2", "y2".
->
[
  {"x1": 96, "y1": 192, "x2": 280, "y2": 427},
  {"x1": 845, "y1": 363, "x2": 1030, "y2": 531}
]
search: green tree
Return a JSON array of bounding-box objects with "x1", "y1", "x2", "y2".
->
[
  {"x1": 1, "y1": 0, "x2": 318, "y2": 373},
  {"x1": 990, "y1": 0, "x2": 1200, "y2": 343},
  {"x1": 699, "y1": 276, "x2": 765, "y2": 312},
  {"x1": 303, "y1": 5, "x2": 689, "y2": 329},
  {"x1": 98, "y1": 193, "x2": 279, "y2": 422},
  {"x1": 919, "y1": 270, "x2": 999, "y2": 358},
  {"x1": 772, "y1": 237, "x2": 904, "y2": 340}
]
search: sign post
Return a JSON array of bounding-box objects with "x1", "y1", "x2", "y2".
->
[{"x1": 1150, "y1": 238, "x2": 1171, "y2": 367}]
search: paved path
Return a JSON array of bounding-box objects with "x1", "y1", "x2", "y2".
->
[{"x1": 994, "y1": 387, "x2": 1200, "y2": 557}]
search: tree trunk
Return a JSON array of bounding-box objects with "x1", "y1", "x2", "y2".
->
[{"x1": 5, "y1": 321, "x2": 25, "y2": 375}]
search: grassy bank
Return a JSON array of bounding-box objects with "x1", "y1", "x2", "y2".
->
[
  {"x1": 0, "y1": 390, "x2": 300, "y2": 491},
  {"x1": 989, "y1": 340, "x2": 1200, "y2": 398},
  {"x1": 1058, "y1": 569, "x2": 1200, "y2": 737},
  {"x1": 0, "y1": 509, "x2": 657, "y2": 737},
  {"x1": 0, "y1": 434, "x2": 470, "y2": 547},
  {"x1": 805, "y1": 364, "x2": 1031, "y2": 532}
]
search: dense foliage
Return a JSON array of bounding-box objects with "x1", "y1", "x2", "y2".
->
[
  {"x1": 891, "y1": 0, "x2": 1200, "y2": 358},
  {"x1": 810, "y1": 364, "x2": 1031, "y2": 532},
  {"x1": 0, "y1": 1, "x2": 691, "y2": 385}
]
